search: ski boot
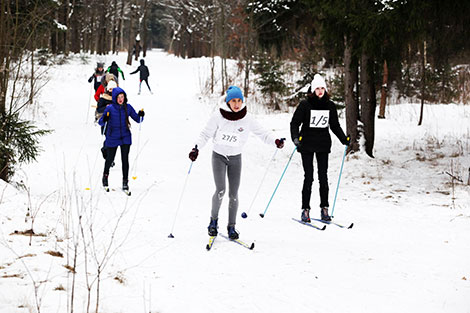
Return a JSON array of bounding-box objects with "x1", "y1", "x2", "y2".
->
[
  {"x1": 227, "y1": 225, "x2": 239, "y2": 240},
  {"x1": 301, "y1": 208, "x2": 311, "y2": 223},
  {"x1": 122, "y1": 179, "x2": 129, "y2": 191},
  {"x1": 102, "y1": 174, "x2": 109, "y2": 187},
  {"x1": 321, "y1": 207, "x2": 331, "y2": 222},
  {"x1": 208, "y1": 218, "x2": 218, "y2": 236}
]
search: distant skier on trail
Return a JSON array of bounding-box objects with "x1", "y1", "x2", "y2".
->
[
  {"x1": 99, "y1": 87, "x2": 144, "y2": 194},
  {"x1": 88, "y1": 62, "x2": 105, "y2": 91},
  {"x1": 290, "y1": 74, "x2": 349, "y2": 223},
  {"x1": 106, "y1": 61, "x2": 125, "y2": 83},
  {"x1": 130, "y1": 59, "x2": 152, "y2": 95},
  {"x1": 189, "y1": 86, "x2": 285, "y2": 239}
]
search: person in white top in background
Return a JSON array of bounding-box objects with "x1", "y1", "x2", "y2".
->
[{"x1": 189, "y1": 86, "x2": 285, "y2": 239}]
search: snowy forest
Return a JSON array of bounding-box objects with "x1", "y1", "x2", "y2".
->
[{"x1": 1, "y1": 1, "x2": 470, "y2": 313}]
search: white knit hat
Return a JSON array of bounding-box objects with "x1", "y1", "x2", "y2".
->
[
  {"x1": 107, "y1": 80, "x2": 117, "y2": 91},
  {"x1": 311, "y1": 74, "x2": 327, "y2": 92}
]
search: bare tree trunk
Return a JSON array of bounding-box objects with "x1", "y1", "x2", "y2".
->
[
  {"x1": 142, "y1": 0, "x2": 149, "y2": 57},
  {"x1": 378, "y1": 59, "x2": 388, "y2": 119},
  {"x1": 344, "y1": 34, "x2": 359, "y2": 153},
  {"x1": 360, "y1": 50, "x2": 376, "y2": 158},
  {"x1": 126, "y1": 1, "x2": 136, "y2": 65},
  {"x1": 418, "y1": 41, "x2": 426, "y2": 126}
]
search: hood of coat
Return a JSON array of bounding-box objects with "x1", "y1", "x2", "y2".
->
[{"x1": 112, "y1": 87, "x2": 128, "y2": 105}]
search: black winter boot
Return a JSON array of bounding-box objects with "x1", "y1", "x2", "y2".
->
[
  {"x1": 122, "y1": 179, "x2": 129, "y2": 191},
  {"x1": 208, "y1": 218, "x2": 218, "y2": 236},
  {"x1": 227, "y1": 225, "x2": 239, "y2": 239},
  {"x1": 102, "y1": 174, "x2": 109, "y2": 187},
  {"x1": 301, "y1": 208, "x2": 311, "y2": 223},
  {"x1": 321, "y1": 207, "x2": 331, "y2": 222}
]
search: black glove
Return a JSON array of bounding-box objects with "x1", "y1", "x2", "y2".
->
[
  {"x1": 138, "y1": 110, "x2": 145, "y2": 117},
  {"x1": 102, "y1": 113, "x2": 110, "y2": 122},
  {"x1": 343, "y1": 136, "x2": 350, "y2": 146},
  {"x1": 275, "y1": 138, "x2": 285, "y2": 149},
  {"x1": 293, "y1": 138, "x2": 301, "y2": 147},
  {"x1": 189, "y1": 146, "x2": 199, "y2": 162}
]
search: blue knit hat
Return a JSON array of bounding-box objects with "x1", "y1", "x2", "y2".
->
[{"x1": 225, "y1": 86, "x2": 244, "y2": 103}]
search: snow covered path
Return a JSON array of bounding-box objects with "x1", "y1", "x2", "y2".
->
[{"x1": 0, "y1": 50, "x2": 469, "y2": 313}]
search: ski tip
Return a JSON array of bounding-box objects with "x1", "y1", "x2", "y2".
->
[
  {"x1": 168, "y1": 233, "x2": 174, "y2": 238},
  {"x1": 348, "y1": 223, "x2": 354, "y2": 229},
  {"x1": 321, "y1": 225, "x2": 326, "y2": 231},
  {"x1": 259, "y1": 213, "x2": 265, "y2": 218},
  {"x1": 249, "y1": 243, "x2": 255, "y2": 250}
]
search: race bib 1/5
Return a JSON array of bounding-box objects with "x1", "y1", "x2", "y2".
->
[
  {"x1": 216, "y1": 131, "x2": 240, "y2": 147},
  {"x1": 309, "y1": 110, "x2": 329, "y2": 128}
]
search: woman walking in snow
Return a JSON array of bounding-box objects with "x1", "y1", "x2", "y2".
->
[
  {"x1": 130, "y1": 59, "x2": 152, "y2": 95},
  {"x1": 99, "y1": 87, "x2": 144, "y2": 192},
  {"x1": 290, "y1": 74, "x2": 349, "y2": 223},
  {"x1": 189, "y1": 86, "x2": 285, "y2": 239}
]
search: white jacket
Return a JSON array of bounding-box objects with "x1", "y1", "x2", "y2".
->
[{"x1": 195, "y1": 108, "x2": 275, "y2": 157}]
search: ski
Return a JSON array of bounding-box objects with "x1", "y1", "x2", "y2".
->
[
  {"x1": 219, "y1": 234, "x2": 255, "y2": 250},
  {"x1": 122, "y1": 189, "x2": 131, "y2": 196},
  {"x1": 311, "y1": 218, "x2": 353, "y2": 229},
  {"x1": 292, "y1": 218, "x2": 326, "y2": 230},
  {"x1": 104, "y1": 186, "x2": 110, "y2": 192},
  {"x1": 206, "y1": 235, "x2": 217, "y2": 251}
]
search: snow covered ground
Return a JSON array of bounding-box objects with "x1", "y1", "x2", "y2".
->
[{"x1": 0, "y1": 50, "x2": 469, "y2": 313}]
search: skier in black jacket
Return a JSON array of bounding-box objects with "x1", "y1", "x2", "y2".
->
[
  {"x1": 106, "y1": 61, "x2": 125, "y2": 82},
  {"x1": 130, "y1": 59, "x2": 152, "y2": 95},
  {"x1": 88, "y1": 62, "x2": 104, "y2": 91},
  {"x1": 290, "y1": 74, "x2": 349, "y2": 222}
]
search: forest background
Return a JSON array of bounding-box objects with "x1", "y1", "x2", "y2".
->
[{"x1": 1, "y1": 0, "x2": 470, "y2": 181}]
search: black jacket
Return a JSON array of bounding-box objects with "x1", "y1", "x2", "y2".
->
[
  {"x1": 290, "y1": 94, "x2": 347, "y2": 153},
  {"x1": 130, "y1": 60, "x2": 150, "y2": 80}
]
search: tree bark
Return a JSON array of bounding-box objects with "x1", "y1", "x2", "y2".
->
[
  {"x1": 378, "y1": 59, "x2": 388, "y2": 119},
  {"x1": 418, "y1": 41, "x2": 426, "y2": 126},
  {"x1": 344, "y1": 34, "x2": 360, "y2": 153},
  {"x1": 126, "y1": 1, "x2": 136, "y2": 65},
  {"x1": 360, "y1": 50, "x2": 376, "y2": 158}
]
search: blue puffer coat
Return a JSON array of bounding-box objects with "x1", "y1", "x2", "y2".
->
[{"x1": 98, "y1": 87, "x2": 143, "y2": 147}]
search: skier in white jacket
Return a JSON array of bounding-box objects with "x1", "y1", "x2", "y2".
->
[{"x1": 189, "y1": 86, "x2": 285, "y2": 239}]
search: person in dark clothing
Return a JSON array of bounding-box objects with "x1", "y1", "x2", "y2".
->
[
  {"x1": 88, "y1": 62, "x2": 105, "y2": 91},
  {"x1": 96, "y1": 80, "x2": 118, "y2": 162},
  {"x1": 290, "y1": 74, "x2": 349, "y2": 222},
  {"x1": 106, "y1": 61, "x2": 125, "y2": 82},
  {"x1": 98, "y1": 87, "x2": 144, "y2": 192},
  {"x1": 130, "y1": 59, "x2": 152, "y2": 94}
]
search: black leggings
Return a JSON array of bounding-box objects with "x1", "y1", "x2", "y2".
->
[
  {"x1": 300, "y1": 152, "x2": 329, "y2": 209},
  {"x1": 104, "y1": 144, "x2": 130, "y2": 180},
  {"x1": 139, "y1": 78, "x2": 151, "y2": 92}
]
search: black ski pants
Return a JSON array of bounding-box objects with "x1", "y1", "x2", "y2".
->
[
  {"x1": 139, "y1": 78, "x2": 151, "y2": 93},
  {"x1": 104, "y1": 144, "x2": 130, "y2": 181},
  {"x1": 300, "y1": 151, "x2": 329, "y2": 209}
]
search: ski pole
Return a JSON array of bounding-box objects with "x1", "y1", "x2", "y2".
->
[
  {"x1": 86, "y1": 83, "x2": 92, "y2": 124},
  {"x1": 168, "y1": 160, "x2": 194, "y2": 238},
  {"x1": 260, "y1": 146, "x2": 297, "y2": 218},
  {"x1": 101, "y1": 112, "x2": 109, "y2": 136},
  {"x1": 331, "y1": 143, "x2": 348, "y2": 218},
  {"x1": 132, "y1": 114, "x2": 143, "y2": 180},
  {"x1": 241, "y1": 148, "x2": 279, "y2": 219}
]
